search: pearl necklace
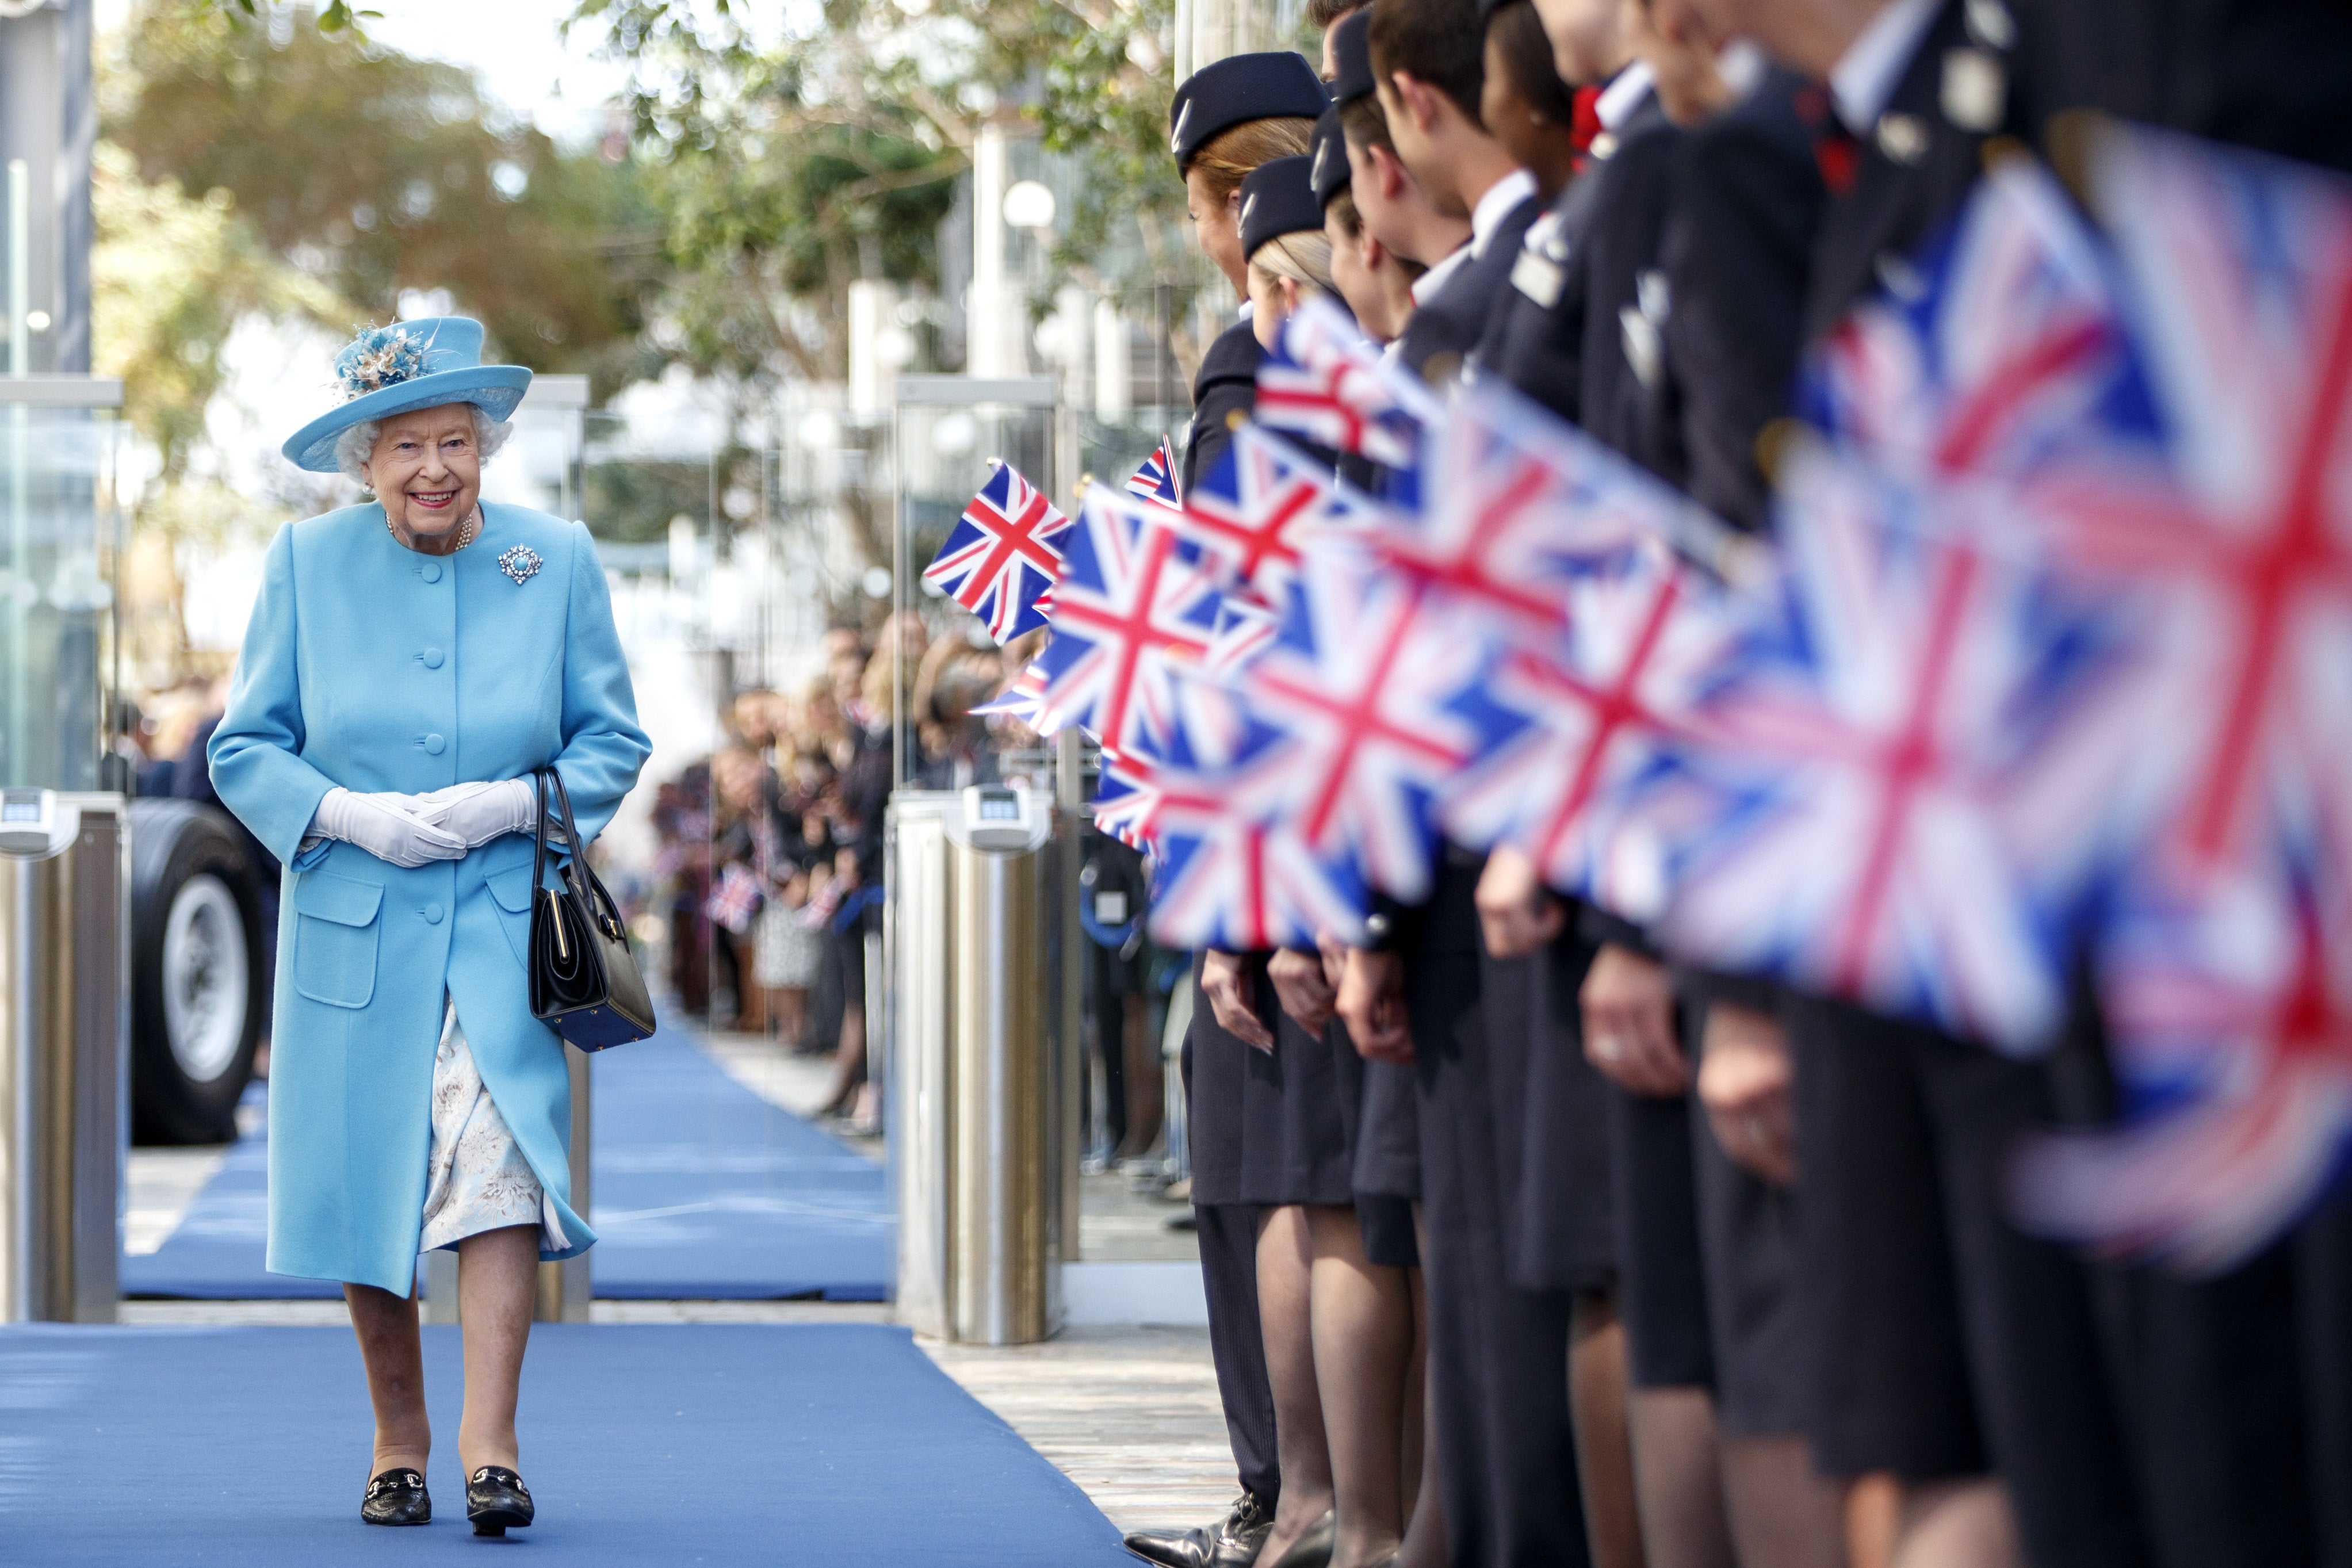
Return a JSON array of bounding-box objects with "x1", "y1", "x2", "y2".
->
[{"x1": 385, "y1": 504, "x2": 481, "y2": 555}]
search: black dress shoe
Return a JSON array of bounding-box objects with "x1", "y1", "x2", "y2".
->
[
  {"x1": 1268, "y1": 1510, "x2": 1336, "y2": 1568},
  {"x1": 1123, "y1": 1491, "x2": 1275, "y2": 1567},
  {"x1": 361, "y1": 1467, "x2": 431, "y2": 1526},
  {"x1": 464, "y1": 1466, "x2": 535, "y2": 1536}
]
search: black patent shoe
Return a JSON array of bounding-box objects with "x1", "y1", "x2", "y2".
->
[
  {"x1": 1269, "y1": 1511, "x2": 1337, "y2": 1568},
  {"x1": 465, "y1": 1466, "x2": 535, "y2": 1536},
  {"x1": 361, "y1": 1467, "x2": 431, "y2": 1526},
  {"x1": 1123, "y1": 1491, "x2": 1275, "y2": 1567}
]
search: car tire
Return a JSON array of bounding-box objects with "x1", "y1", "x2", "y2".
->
[{"x1": 130, "y1": 800, "x2": 267, "y2": 1145}]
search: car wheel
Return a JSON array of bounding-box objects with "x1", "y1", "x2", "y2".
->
[{"x1": 131, "y1": 801, "x2": 266, "y2": 1145}]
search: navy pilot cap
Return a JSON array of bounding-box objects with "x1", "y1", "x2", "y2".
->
[
  {"x1": 1169, "y1": 51, "x2": 1329, "y2": 170},
  {"x1": 1329, "y1": 9, "x2": 1377, "y2": 106},
  {"x1": 1240, "y1": 155, "x2": 1326, "y2": 258},
  {"x1": 1309, "y1": 110, "x2": 1351, "y2": 206}
]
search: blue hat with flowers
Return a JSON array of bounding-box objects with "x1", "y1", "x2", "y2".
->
[{"x1": 281, "y1": 316, "x2": 532, "y2": 473}]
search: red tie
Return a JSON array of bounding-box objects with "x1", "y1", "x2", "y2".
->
[
  {"x1": 1792, "y1": 83, "x2": 1859, "y2": 197},
  {"x1": 1570, "y1": 85, "x2": 1603, "y2": 173}
]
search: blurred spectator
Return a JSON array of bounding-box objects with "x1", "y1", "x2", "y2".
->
[
  {"x1": 649, "y1": 609, "x2": 1154, "y2": 1149},
  {"x1": 911, "y1": 636, "x2": 1004, "y2": 790},
  {"x1": 655, "y1": 766, "x2": 714, "y2": 1015},
  {"x1": 707, "y1": 744, "x2": 768, "y2": 1028}
]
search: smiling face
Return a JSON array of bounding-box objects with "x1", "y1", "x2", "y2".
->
[{"x1": 365, "y1": 403, "x2": 484, "y2": 539}]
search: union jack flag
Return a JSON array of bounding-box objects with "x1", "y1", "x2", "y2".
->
[
  {"x1": 1091, "y1": 748, "x2": 1164, "y2": 852},
  {"x1": 1027, "y1": 485, "x2": 1223, "y2": 760},
  {"x1": 1397, "y1": 382, "x2": 1757, "y2": 889},
  {"x1": 1436, "y1": 539, "x2": 1745, "y2": 904},
  {"x1": 1206, "y1": 594, "x2": 1282, "y2": 672},
  {"x1": 1126, "y1": 437, "x2": 1182, "y2": 507},
  {"x1": 1178, "y1": 422, "x2": 1379, "y2": 601},
  {"x1": 1802, "y1": 156, "x2": 2144, "y2": 480},
  {"x1": 1639, "y1": 442, "x2": 2163, "y2": 1052},
  {"x1": 1256, "y1": 297, "x2": 1441, "y2": 475},
  {"x1": 1139, "y1": 668, "x2": 1371, "y2": 950},
  {"x1": 1235, "y1": 541, "x2": 1508, "y2": 901},
  {"x1": 706, "y1": 861, "x2": 763, "y2": 935},
  {"x1": 1378, "y1": 379, "x2": 1750, "y2": 640},
  {"x1": 2015, "y1": 830, "x2": 2352, "y2": 1274},
  {"x1": 2000, "y1": 125, "x2": 2352, "y2": 1263},
  {"x1": 972, "y1": 659, "x2": 1064, "y2": 736},
  {"x1": 1602, "y1": 151, "x2": 2180, "y2": 1052},
  {"x1": 921, "y1": 461, "x2": 1072, "y2": 644}
]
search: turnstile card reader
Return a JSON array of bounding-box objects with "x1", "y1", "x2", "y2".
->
[
  {"x1": 947, "y1": 786, "x2": 1053, "y2": 855},
  {"x1": 0, "y1": 790, "x2": 80, "y2": 862}
]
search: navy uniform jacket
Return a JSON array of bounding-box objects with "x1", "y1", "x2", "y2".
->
[
  {"x1": 1474, "y1": 129, "x2": 1634, "y2": 421},
  {"x1": 1184, "y1": 317, "x2": 1263, "y2": 495},
  {"x1": 1398, "y1": 194, "x2": 1545, "y2": 390},
  {"x1": 1800, "y1": 0, "x2": 2027, "y2": 343},
  {"x1": 1651, "y1": 70, "x2": 1826, "y2": 533},
  {"x1": 1571, "y1": 95, "x2": 1684, "y2": 483}
]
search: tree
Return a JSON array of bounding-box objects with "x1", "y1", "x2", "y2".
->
[
  {"x1": 109, "y1": 2, "x2": 661, "y2": 396},
  {"x1": 90, "y1": 141, "x2": 351, "y2": 487},
  {"x1": 565, "y1": 0, "x2": 1198, "y2": 387}
]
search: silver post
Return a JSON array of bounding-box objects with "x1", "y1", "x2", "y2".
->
[{"x1": 7, "y1": 159, "x2": 29, "y2": 785}]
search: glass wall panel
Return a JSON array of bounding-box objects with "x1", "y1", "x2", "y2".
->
[{"x1": 0, "y1": 403, "x2": 119, "y2": 790}]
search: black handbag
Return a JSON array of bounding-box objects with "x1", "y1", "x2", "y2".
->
[{"x1": 527, "y1": 766, "x2": 656, "y2": 1050}]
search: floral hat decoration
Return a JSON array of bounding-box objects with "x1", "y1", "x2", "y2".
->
[{"x1": 281, "y1": 315, "x2": 533, "y2": 473}]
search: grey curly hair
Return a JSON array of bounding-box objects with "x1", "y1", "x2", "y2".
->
[{"x1": 334, "y1": 403, "x2": 513, "y2": 488}]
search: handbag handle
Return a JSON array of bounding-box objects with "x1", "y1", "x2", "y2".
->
[{"x1": 532, "y1": 766, "x2": 626, "y2": 941}]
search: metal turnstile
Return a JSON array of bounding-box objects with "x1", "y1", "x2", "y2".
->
[
  {"x1": 0, "y1": 789, "x2": 125, "y2": 1322},
  {"x1": 889, "y1": 785, "x2": 1074, "y2": 1345}
]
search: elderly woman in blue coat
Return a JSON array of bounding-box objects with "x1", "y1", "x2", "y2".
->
[{"x1": 208, "y1": 318, "x2": 649, "y2": 1535}]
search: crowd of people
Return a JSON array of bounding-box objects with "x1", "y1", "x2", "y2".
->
[
  {"x1": 647, "y1": 614, "x2": 1042, "y2": 1130},
  {"x1": 1122, "y1": 6, "x2": 2352, "y2": 1568}
]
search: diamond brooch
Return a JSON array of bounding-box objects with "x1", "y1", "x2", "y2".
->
[{"x1": 498, "y1": 544, "x2": 543, "y2": 586}]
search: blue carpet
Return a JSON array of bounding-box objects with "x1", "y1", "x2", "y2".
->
[
  {"x1": 122, "y1": 1029, "x2": 890, "y2": 1301},
  {"x1": 0, "y1": 1322, "x2": 1126, "y2": 1565},
  {"x1": 588, "y1": 1031, "x2": 890, "y2": 1300}
]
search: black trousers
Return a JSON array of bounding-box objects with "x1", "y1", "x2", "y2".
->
[
  {"x1": 1196, "y1": 1200, "x2": 1280, "y2": 1504},
  {"x1": 1406, "y1": 858, "x2": 1589, "y2": 1568}
]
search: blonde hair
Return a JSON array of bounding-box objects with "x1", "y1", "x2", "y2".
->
[
  {"x1": 1250, "y1": 229, "x2": 1336, "y2": 295},
  {"x1": 1190, "y1": 116, "x2": 1317, "y2": 205}
]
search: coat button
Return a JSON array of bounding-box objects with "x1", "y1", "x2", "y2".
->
[
  {"x1": 422, "y1": 733, "x2": 445, "y2": 755},
  {"x1": 424, "y1": 902, "x2": 444, "y2": 924},
  {"x1": 421, "y1": 647, "x2": 445, "y2": 669},
  {"x1": 420, "y1": 561, "x2": 442, "y2": 583}
]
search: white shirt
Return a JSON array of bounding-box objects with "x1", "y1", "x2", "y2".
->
[
  {"x1": 1413, "y1": 163, "x2": 1540, "y2": 301},
  {"x1": 1468, "y1": 167, "x2": 1538, "y2": 259},
  {"x1": 1594, "y1": 61, "x2": 1656, "y2": 133},
  {"x1": 1412, "y1": 243, "x2": 1471, "y2": 305},
  {"x1": 1830, "y1": 0, "x2": 1943, "y2": 133}
]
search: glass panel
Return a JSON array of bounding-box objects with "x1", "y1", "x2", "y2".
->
[
  {"x1": 893, "y1": 400, "x2": 1054, "y2": 793},
  {"x1": 0, "y1": 404, "x2": 120, "y2": 790},
  {"x1": 480, "y1": 403, "x2": 583, "y2": 523}
]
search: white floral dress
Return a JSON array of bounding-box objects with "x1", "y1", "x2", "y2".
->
[{"x1": 418, "y1": 995, "x2": 567, "y2": 1253}]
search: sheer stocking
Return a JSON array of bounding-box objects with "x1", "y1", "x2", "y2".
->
[{"x1": 1308, "y1": 1204, "x2": 1412, "y2": 1567}]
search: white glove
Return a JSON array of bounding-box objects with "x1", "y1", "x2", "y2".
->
[
  {"x1": 310, "y1": 786, "x2": 468, "y2": 869},
  {"x1": 410, "y1": 778, "x2": 540, "y2": 849}
]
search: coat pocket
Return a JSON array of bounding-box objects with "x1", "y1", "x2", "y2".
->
[
  {"x1": 486, "y1": 863, "x2": 537, "y2": 972},
  {"x1": 291, "y1": 869, "x2": 383, "y2": 1009}
]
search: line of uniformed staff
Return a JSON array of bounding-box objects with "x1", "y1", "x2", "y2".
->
[{"x1": 1122, "y1": 5, "x2": 2352, "y2": 1568}]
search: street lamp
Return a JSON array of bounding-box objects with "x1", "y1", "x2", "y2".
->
[{"x1": 1002, "y1": 180, "x2": 1057, "y2": 232}]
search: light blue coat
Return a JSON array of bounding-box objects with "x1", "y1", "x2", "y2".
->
[{"x1": 209, "y1": 502, "x2": 651, "y2": 1294}]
